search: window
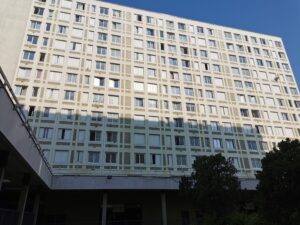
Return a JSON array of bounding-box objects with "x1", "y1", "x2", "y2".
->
[
  {"x1": 91, "y1": 111, "x2": 102, "y2": 122},
  {"x1": 89, "y1": 130, "x2": 101, "y2": 141},
  {"x1": 134, "y1": 14, "x2": 142, "y2": 21},
  {"x1": 112, "y1": 35, "x2": 121, "y2": 44},
  {"x1": 213, "y1": 138, "x2": 222, "y2": 149},
  {"x1": 105, "y1": 152, "x2": 117, "y2": 163},
  {"x1": 135, "y1": 153, "x2": 145, "y2": 164},
  {"x1": 46, "y1": 88, "x2": 59, "y2": 99},
  {"x1": 186, "y1": 103, "x2": 196, "y2": 112},
  {"x1": 108, "y1": 95, "x2": 119, "y2": 105},
  {"x1": 75, "y1": 14, "x2": 84, "y2": 23},
  {"x1": 240, "y1": 109, "x2": 249, "y2": 117},
  {"x1": 23, "y1": 51, "x2": 35, "y2": 60},
  {"x1": 66, "y1": 73, "x2": 77, "y2": 83},
  {"x1": 99, "y1": 19, "x2": 108, "y2": 28},
  {"x1": 205, "y1": 90, "x2": 214, "y2": 99},
  {"x1": 151, "y1": 154, "x2": 161, "y2": 166},
  {"x1": 57, "y1": 128, "x2": 72, "y2": 140},
  {"x1": 94, "y1": 77, "x2": 105, "y2": 87},
  {"x1": 148, "y1": 99, "x2": 158, "y2": 108},
  {"x1": 134, "y1": 133, "x2": 145, "y2": 145},
  {"x1": 190, "y1": 137, "x2": 200, "y2": 146},
  {"x1": 57, "y1": 25, "x2": 68, "y2": 34},
  {"x1": 106, "y1": 132, "x2": 118, "y2": 143},
  {"x1": 172, "y1": 102, "x2": 182, "y2": 111},
  {"x1": 134, "y1": 52, "x2": 144, "y2": 61},
  {"x1": 93, "y1": 94, "x2": 104, "y2": 103},
  {"x1": 134, "y1": 67, "x2": 144, "y2": 76},
  {"x1": 38, "y1": 127, "x2": 53, "y2": 139},
  {"x1": 107, "y1": 113, "x2": 119, "y2": 123},
  {"x1": 52, "y1": 55, "x2": 64, "y2": 65},
  {"x1": 177, "y1": 155, "x2": 187, "y2": 166},
  {"x1": 175, "y1": 136, "x2": 185, "y2": 145},
  {"x1": 113, "y1": 9, "x2": 121, "y2": 18},
  {"x1": 247, "y1": 141, "x2": 258, "y2": 151},
  {"x1": 147, "y1": 55, "x2": 156, "y2": 63},
  {"x1": 61, "y1": 109, "x2": 73, "y2": 120},
  {"x1": 96, "y1": 61, "x2": 106, "y2": 70},
  {"x1": 98, "y1": 32, "x2": 108, "y2": 41},
  {"x1": 149, "y1": 134, "x2": 160, "y2": 146},
  {"x1": 174, "y1": 118, "x2": 183, "y2": 128},
  {"x1": 135, "y1": 98, "x2": 144, "y2": 107},
  {"x1": 111, "y1": 49, "x2": 121, "y2": 58},
  {"x1": 112, "y1": 22, "x2": 121, "y2": 31},
  {"x1": 30, "y1": 20, "x2": 41, "y2": 29},
  {"x1": 54, "y1": 150, "x2": 68, "y2": 164},
  {"x1": 169, "y1": 58, "x2": 178, "y2": 66},
  {"x1": 100, "y1": 7, "x2": 109, "y2": 15},
  {"x1": 64, "y1": 90, "x2": 75, "y2": 101},
  {"x1": 109, "y1": 79, "x2": 120, "y2": 88},
  {"x1": 184, "y1": 88, "x2": 194, "y2": 96},
  {"x1": 146, "y1": 28, "x2": 154, "y2": 36},
  {"x1": 27, "y1": 35, "x2": 38, "y2": 45},
  {"x1": 225, "y1": 139, "x2": 236, "y2": 150},
  {"x1": 34, "y1": 7, "x2": 44, "y2": 15},
  {"x1": 134, "y1": 26, "x2": 143, "y2": 34},
  {"x1": 75, "y1": 151, "x2": 84, "y2": 163},
  {"x1": 96, "y1": 46, "x2": 107, "y2": 55},
  {"x1": 110, "y1": 63, "x2": 120, "y2": 73},
  {"x1": 18, "y1": 67, "x2": 31, "y2": 78},
  {"x1": 251, "y1": 159, "x2": 262, "y2": 169},
  {"x1": 88, "y1": 152, "x2": 100, "y2": 163},
  {"x1": 147, "y1": 83, "x2": 157, "y2": 93},
  {"x1": 14, "y1": 85, "x2": 27, "y2": 96}
]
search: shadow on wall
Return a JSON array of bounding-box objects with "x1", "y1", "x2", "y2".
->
[{"x1": 19, "y1": 107, "x2": 271, "y2": 178}]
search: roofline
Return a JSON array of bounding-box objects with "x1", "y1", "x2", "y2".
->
[{"x1": 100, "y1": 0, "x2": 283, "y2": 40}]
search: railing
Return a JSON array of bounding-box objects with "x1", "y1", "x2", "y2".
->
[{"x1": 0, "y1": 66, "x2": 53, "y2": 175}]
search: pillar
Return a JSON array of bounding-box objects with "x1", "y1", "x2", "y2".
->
[
  {"x1": 0, "y1": 151, "x2": 9, "y2": 192},
  {"x1": 32, "y1": 192, "x2": 41, "y2": 225},
  {"x1": 161, "y1": 192, "x2": 168, "y2": 225},
  {"x1": 101, "y1": 192, "x2": 108, "y2": 225},
  {"x1": 17, "y1": 174, "x2": 31, "y2": 225}
]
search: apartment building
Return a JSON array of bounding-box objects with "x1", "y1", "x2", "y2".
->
[
  {"x1": 1, "y1": 0, "x2": 299, "y2": 180},
  {"x1": 1, "y1": 0, "x2": 300, "y2": 224}
]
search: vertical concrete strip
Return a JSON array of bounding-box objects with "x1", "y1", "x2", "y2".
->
[
  {"x1": 32, "y1": 192, "x2": 41, "y2": 225},
  {"x1": 17, "y1": 185, "x2": 30, "y2": 225},
  {"x1": 17, "y1": 174, "x2": 31, "y2": 225},
  {"x1": 0, "y1": 167, "x2": 5, "y2": 192},
  {"x1": 101, "y1": 192, "x2": 108, "y2": 225},
  {"x1": 0, "y1": 151, "x2": 9, "y2": 192},
  {"x1": 161, "y1": 192, "x2": 168, "y2": 225}
]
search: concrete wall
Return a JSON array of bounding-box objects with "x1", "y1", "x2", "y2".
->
[{"x1": 0, "y1": 0, "x2": 32, "y2": 84}]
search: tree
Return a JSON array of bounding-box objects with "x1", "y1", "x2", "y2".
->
[
  {"x1": 256, "y1": 138, "x2": 300, "y2": 225},
  {"x1": 179, "y1": 153, "x2": 240, "y2": 225}
]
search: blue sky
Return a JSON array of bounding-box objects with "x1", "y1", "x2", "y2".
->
[{"x1": 105, "y1": 0, "x2": 300, "y2": 86}]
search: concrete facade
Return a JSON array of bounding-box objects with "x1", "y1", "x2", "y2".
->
[{"x1": 1, "y1": 0, "x2": 300, "y2": 180}]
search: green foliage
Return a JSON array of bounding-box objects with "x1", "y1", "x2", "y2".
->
[
  {"x1": 227, "y1": 212, "x2": 266, "y2": 225},
  {"x1": 256, "y1": 138, "x2": 300, "y2": 225},
  {"x1": 179, "y1": 153, "x2": 240, "y2": 224}
]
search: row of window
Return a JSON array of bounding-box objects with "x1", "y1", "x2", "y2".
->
[
  {"x1": 21, "y1": 50, "x2": 292, "y2": 78},
  {"x1": 38, "y1": 127, "x2": 271, "y2": 152},
  {"x1": 47, "y1": 149, "x2": 262, "y2": 169},
  {"x1": 35, "y1": 1, "x2": 283, "y2": 51}
]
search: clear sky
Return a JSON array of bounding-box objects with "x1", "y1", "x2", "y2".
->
[{"x1": 105, "y1": 0, "x2": 300, "y2": 86}]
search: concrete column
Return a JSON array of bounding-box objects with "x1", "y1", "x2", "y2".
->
[
  {"x1": 32, "y1": 192, "x2": 41, "y2": 225},
  {"x1": 0, "y1": 151, "x2": 9, "y2": 192},
  {"x1": 17, "y1": 174, "x2": 31, "y2": 225},
  {"x1": 161, "y1": 192, "x2": 168, "y2": 225},
  {"x1": 0, "y1": 167, "x2": 5, "y2": 191},
  {"x1": 101, "y1": 192, "x2": 108, "y2": 225}
]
